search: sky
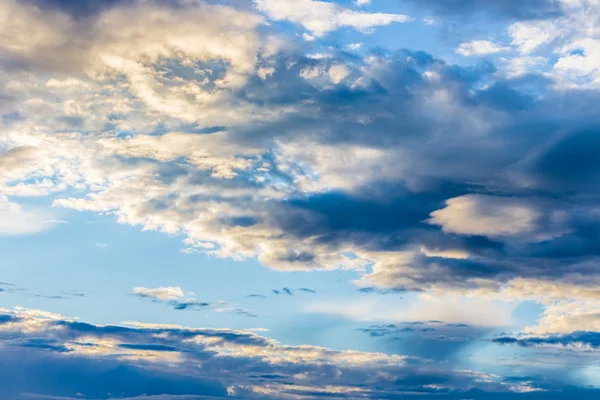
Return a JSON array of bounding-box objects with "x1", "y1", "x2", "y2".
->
[{"x1": 1, "y1": 0, "x2": 600, "y2": 398}]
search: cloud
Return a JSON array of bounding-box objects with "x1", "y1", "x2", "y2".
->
[
  {"x1": 426, "y1": 195, "x2": 568, "y2": 241},
  {"x1": 505, "y1": 0, "x2": 600, "y2": 88},
  {"x1": 358, "y1": 321, "x2": 493, "y2": 361},
  {"x1": 60, "y1": 291, "x2": 85, "y2": 298},
  {"x1": 132, "y1": 286, "x2": 185, "y2": 301},
  {"x1": 523, "y1": 300, "x2": 600, "y2": 335},
  {"x1": 456, "y1": 40, "x2": 510, "y2": 56},
  {"x1": 35, "y1": 294, "x2": 67, "y2": 300},
  {"x1": 2, "y1": 0, "x2": 600, "y2": 352},
  {"x1": 131, "y1": 288, "x2": 258, "y2": 317},
  {"x1": 253, "y1": 0, "x2": 410, "y2": 37},
  {"x1": 0, "y1": 307, "x2": 583, "y2": 399},
  {"x1": 171, "y1": 300, "x2": 212, "y2": 311},
  {"x1": 358, "y1": 286, "x2": 409, "y2": 295},
  {"x1": 343, "y1": 42, "x2": 363, "y2": 51},
  {"x1": 254, "y1": 287, "x2": 317, "y2": 297},
  {"x1": 0, "y1": 0, "x2": 272, "y2": 123},
  {"x1": 493, "y1": 331, "x2": 600, "y2": 350},
  {"x1": 272, "y1": 288, "x2": 293, "y2": 296},
  {"x1": 0, "y1": 196, "x2": 58, "y2": 235}
]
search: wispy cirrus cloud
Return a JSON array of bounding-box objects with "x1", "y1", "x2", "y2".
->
[{"x1": 131, "y1": 287, "x2": 257, "y2": 317}]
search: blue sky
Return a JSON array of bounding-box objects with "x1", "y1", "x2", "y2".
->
[{"x1": 1, "y1": 0, "x2": 600, "y2": 398}]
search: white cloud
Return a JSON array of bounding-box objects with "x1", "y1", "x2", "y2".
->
[
  {"x1": 253, "y1": 0, "x2": 410, "y2": 37},
  {"x1": 501, "y1": 55, "x2": 548, "y2": 77},
  {"x1": 133, "y1": 286, "x2": 185, "y2": 301},
  {"x1": 343, "y1": 42, "x2": 363, "y2": 51},
  {"x1": 275, "y1": 139, "x2": 409, "y2": 194},
  {"x1": 509, "y1": 20, "x2": 558, "y2": 55},
  {"x1": 525, "y1": 300, "x2": 600, "y2": 335},
  {"x1": 328, "y1": 64, "x2": 350, "y2": 84},
  {"x1": 427, "y1": 195, "x2": 541, "y2": 239},
  {"x1": 554, "y1": 38, "x2": 600, "y2": 87},
  {"x1": 0, "y1": 196, "x2": 58, "y2": 235},
  {"x1": 257, "y1": 66, "x2": 276, "y2": 80},
  {"x1": 419, "y1": 246, "x2": 469, "y2": 259},
  {"x1": 505, "y1": 0, "x2": 600, "y2": 88},
  {"x1": 0, "y1": 0, "x2": 278, "y2": 126},
  {"x1": 456, "y1": 40, "x2": 509, "y2": 56}
]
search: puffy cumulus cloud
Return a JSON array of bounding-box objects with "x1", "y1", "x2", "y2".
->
[
  {"x1": 0, "y1": 307, "x2": 553, "y2": 399},
  {"x1": 253, "y1": 0, "x2": 410, "y2": 37}
]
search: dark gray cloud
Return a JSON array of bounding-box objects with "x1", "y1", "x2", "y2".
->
[
  {"x1": 170, "y1": 300, "x2": 212, "y2": 311},
  {"x1": 51, "y1": 46, "x2": 597, "y2": 292},
  {"x1": 231, "y1": 50, "x2": 600, "y2": 290},
  {"x1": 100, "y1": 48, "x2": 597, "y2": 292},
  {"x1": 493, "y1": 332, "x2": 600, "y2": 349},
  {"x1": 272, "y1": 288, "x2": 293, "y2": 296}
]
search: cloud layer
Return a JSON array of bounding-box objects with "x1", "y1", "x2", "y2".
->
[
  {"x1": 1, "y1": 0, "x2": 600, "y2": 396},
  {"x1": 1, "y1": 307, "x2": 597, "y2": 399}
]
